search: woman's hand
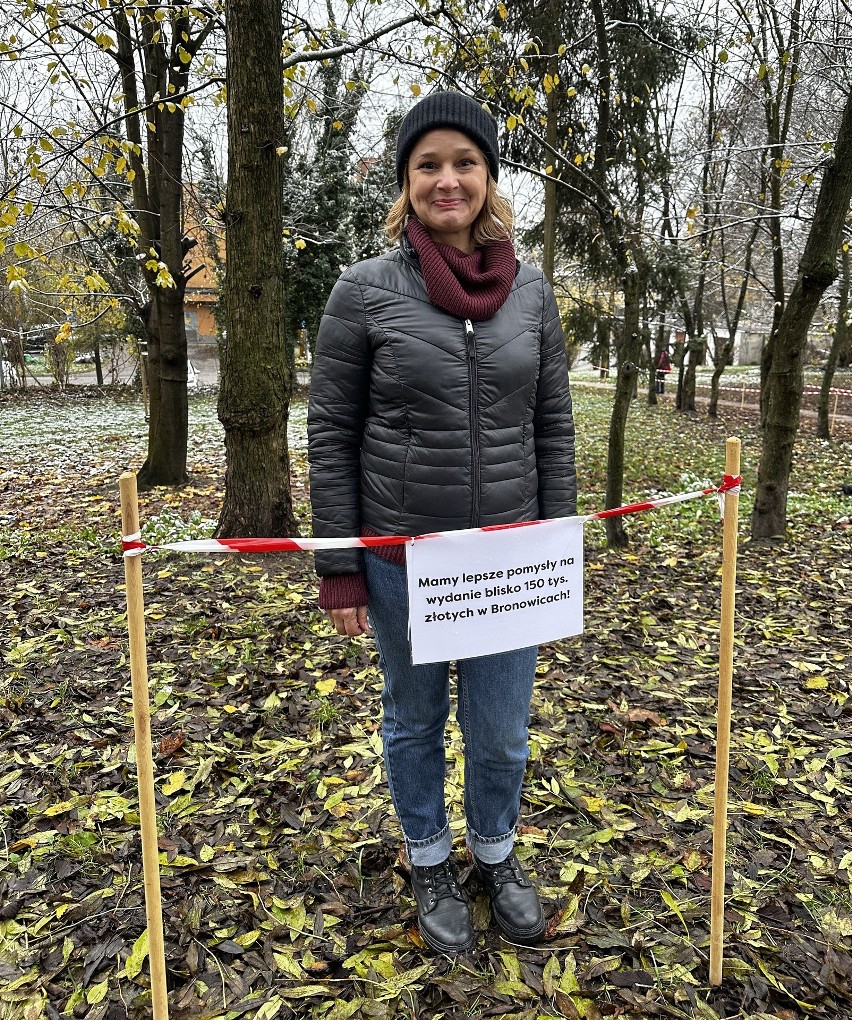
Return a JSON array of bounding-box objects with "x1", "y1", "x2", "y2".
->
[{"x1": 327, "y1": 606, "x2": 372, "y2": 637}]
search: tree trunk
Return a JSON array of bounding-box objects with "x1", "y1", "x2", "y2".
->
[
  {"x1": 596, "y1": 318, "x2": 610, "y2": 378},
  {"x1": 646, "y1": 332, "x2": 656, "y2": 405},
  {"x1": 141, "y1": 303, "x2": 160, "y2": 463},
  {"x1": 112, "y1": 6, "x2": 211, "y2": 488},
  {"x1": 681, "y1": 332, "x2": 702, "y2": 413},
  {"x1": 674, "y1": 336, "x2": 686, "y2": 409},
  {"x1": 11, "y1": 325, "x2": 26, "y2": 389},
  {"x1": 605, "y1": 264, "x2": 643, "y2": 548},
  {"x1": 588, "y1": 0, "x2": 643, "y2": 549},
  {"x1": 217, "y1": 0, "x2": 297, "y2": 538},
  {"x1": 93, "y1": 339, "x2": 104, "y2": 386},
  {"x1": 137, "y1": 107, "x2": 190, "y2": 487},
  {"x1": 648, "y1": 310, "x2": 666, "y2": 406},
  {"x1": 708, "y1": 367, "x2": 721, "y2": 418},
  {"x1": 752, "y1": 87, "x2": 852, "y2": 539},
  {"x1": 759, "y1": 165, "x2": 787, "y2": 424},
  {"x1": 707, "y1": 333, "x2": 734, "y2": 419},
  {"x1": 139, "y1": 285, "x2": 190, "y2": 486},
  {"x1": 817, "y1": 242, "x2": 850, "y2": 439}
]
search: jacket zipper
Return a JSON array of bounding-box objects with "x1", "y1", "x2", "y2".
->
[{"x1": 465, "y1": 318, "x2": 481, "y2": 528}]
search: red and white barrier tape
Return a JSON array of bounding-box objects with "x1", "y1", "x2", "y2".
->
[
  {"x1": 580, "y1": 473, "x2": 741, "y2": 523},
  {"x1": 122, "y1": 475, "x2": 742, "y2": 557},
  {"x1": 694, "y1": 382, "x2": 852, "y2": 397},
  {"x1": 120, "y1": 533, "x2": 410, "y2": 557}
]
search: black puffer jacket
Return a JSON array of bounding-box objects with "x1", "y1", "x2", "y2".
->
[{"x1": 308, "y1": 245, "x2": 576, "y2": 577}]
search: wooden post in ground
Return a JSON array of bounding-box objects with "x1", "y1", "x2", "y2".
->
[
  {"x1": 830, "y1": 391, "x2": 839, "y2": 436},
  {"x1": 119, "y1": 472, "x2": 169, "y2": 1019},
  {"x1": 709, "y1": 438, "x2": 741, "y2": 986}
]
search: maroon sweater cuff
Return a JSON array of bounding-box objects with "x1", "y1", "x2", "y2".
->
[{"x1": 318, "y1": 572, "x2": 369, "y2": 611}]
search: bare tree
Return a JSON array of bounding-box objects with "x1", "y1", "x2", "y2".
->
[{"x1": 752, "y1": 83, "x2": 852, "y2": 538}]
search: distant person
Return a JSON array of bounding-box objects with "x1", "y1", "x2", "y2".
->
[
  {"x1": 308, "y1": 92, "x2": 576, "y2": 953},
  {"x1": 655, "y1": 349, "x2": 672, "y2": 394}
]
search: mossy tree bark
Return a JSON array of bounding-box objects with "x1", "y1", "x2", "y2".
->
[{"x1": 216, "y1": 0, "x2": 298, "y2": 538}]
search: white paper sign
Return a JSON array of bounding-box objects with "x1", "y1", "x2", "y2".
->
[{"x1": 405, "y1": 518, "x2": 584, "y2": 664}]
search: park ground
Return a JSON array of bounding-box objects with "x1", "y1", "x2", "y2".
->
[{"x1": 0, "y1": 385, "x2": 850, "y2": 1020}]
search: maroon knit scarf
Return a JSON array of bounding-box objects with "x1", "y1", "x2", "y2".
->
[{"x1": 406, "y1": 216, "x2": 516, "y2": 320}]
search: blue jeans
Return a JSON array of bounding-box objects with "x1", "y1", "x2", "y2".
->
[{"x1": 364, "y1": 551, "x2": 537, "y2": 867}]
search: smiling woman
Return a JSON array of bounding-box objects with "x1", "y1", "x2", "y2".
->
[
  {"x1": 406, "y1": 130, "x2": 488, "y2": 252},
  {"x1": 307, "y1": 90, "x2": 576, "y2": 955}
]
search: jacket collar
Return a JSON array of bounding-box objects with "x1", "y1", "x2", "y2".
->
[{"x1": 400, "y1": 232, "x2": 418, "y2": 267}]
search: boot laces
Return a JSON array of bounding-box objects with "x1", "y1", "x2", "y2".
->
[
  {"x1": 484, "y1": 855, "x2": 524, "y2": 887},
  {"x1": 422, "y1": 861, "x2": 463, "y2": 900}
]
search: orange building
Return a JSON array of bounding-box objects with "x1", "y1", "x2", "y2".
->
[{"x1": 183, "y1": 192, "x2": 223, "y2": 378}]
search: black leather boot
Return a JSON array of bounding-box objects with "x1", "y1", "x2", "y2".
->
[
  {"x1": 474, "y1": 852, "x2": 545, "y2": 944},
  {"x1": 410, "y1": 859, "x2": 476, "y2": 954}
]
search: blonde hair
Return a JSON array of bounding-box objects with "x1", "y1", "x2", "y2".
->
[{"x1": 386, "y1": 171, "x2": 514, "y2": 247}]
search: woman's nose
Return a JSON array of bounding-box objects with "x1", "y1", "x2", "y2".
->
[{"x1": 436, "y1": 166, "x2": 459, "y2": 190}]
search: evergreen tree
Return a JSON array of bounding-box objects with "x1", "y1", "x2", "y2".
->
[
  {"x1": 282, "y1": 65, "x2": 366, "y2": 358},
  {"x1": 348, "y1": 112, "x2": 401, "y2": 264}
]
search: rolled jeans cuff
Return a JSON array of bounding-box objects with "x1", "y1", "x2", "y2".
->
[
  {"x1": 406, "y1": 823, "x2": 452, "y2": 867},
  {"x1": 466, "y1": 825, "x2": 515, "y2": 865}
]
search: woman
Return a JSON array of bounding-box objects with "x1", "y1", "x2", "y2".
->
[{"x1": 308, "y1": 91, "x2": 576, "y2": 954}]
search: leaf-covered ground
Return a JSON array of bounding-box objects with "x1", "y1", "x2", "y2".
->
[{"x1": 1, "y1": 386, "x2": 850, "y2": 1020}]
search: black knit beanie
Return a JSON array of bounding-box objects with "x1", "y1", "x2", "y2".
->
[{"x1": 395, "y1": 91, "x2": 500, "y2": 187}]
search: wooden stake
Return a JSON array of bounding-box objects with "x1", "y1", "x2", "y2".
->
[
  {"x1": 119, "y1": 472, "x2": 169, "y2": 1019},
  {"x1": 830, "y1": 391, "x2": 839, "y2": 436},
  {"x1": 709, "y1": 437, "x2": 741, "y2": 986}
]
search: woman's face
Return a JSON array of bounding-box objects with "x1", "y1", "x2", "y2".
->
[{"x1": 407, "y1": 128, "x2": 488, "y2": 252}]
